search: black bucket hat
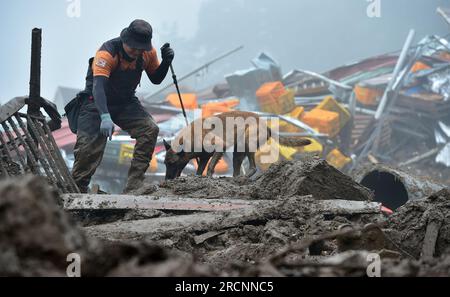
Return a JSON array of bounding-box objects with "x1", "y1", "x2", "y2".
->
[{"x1": 120, "y1": 19, "x2": 153, "y2": 50}]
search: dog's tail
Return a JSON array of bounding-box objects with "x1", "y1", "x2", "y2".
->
[
  {"x1": 263, "y1": 127, "x2": 311, "y2": 147},
  {"x1": 278, "y1": 136, "x2": 312, "y2": 147}
]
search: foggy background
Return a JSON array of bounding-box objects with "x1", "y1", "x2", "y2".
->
[{"x1": 0, "y1": 0, "x2": 449, "y2": 104}]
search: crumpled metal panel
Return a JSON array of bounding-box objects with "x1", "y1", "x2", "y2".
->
[
  {"x1": 435, "y1": 129, "x2": 447, "y2": 144},
  {"x1": 436, "y1": 143, "x2": 450, "y2": 167},
  {"x1": 435, "y1": 121, "x2": 450, "y2": 144},
  {"x1": 428, "y1": 67, "x2": 450, "y2": 100}
]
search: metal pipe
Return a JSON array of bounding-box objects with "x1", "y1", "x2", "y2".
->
[
  {"x1": 41, "y1": 119, "x2": 80, "y2": 193},
  {"x1": 375, "y1": 30, "x2": 415, "y2": 120},
  {"x1": 255, "y1": 111, "x2": 323, "y2": 137},
  {"x1": 0, "y1": 132, "x2": 14, "y2": 163},
  {"x1": 1, "y1": 123, "x2": 27, "y2": 173},
  {"x1": 28, "y1": 28, "x2": 42, "y2": 115},
  {"x1": 0, "y1": 158, "x2": 9, "y2": 177},
  {"x1": 7, "y1": 116, "x2": 39, "y2": 174},
  {"x1": 144, "y1": 45, "x2": 244, "y2": 102},
  {"x1": 16, "y1": 114, "x2": 58, "y2": 190},
  {"x1": 27, "y1": 116, "x2": 68, "y2": 193},
  {"x1": 398, "y1": 147, "x2": 442, "y2": 167},
  {"x1": 285, "y1": 69, "x2": 353, "y2": 91},
  {"x1": 354, "y1": 165, "x2": 444, "y2": 209}
]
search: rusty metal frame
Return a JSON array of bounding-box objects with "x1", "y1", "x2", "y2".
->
[{"x1": 0, "y1": 28, "x2": 79, "y2": 194}]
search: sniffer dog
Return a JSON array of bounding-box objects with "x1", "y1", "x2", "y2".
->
[{"x1": 163, "y1": 111, "x2": 311, "y2": 180}]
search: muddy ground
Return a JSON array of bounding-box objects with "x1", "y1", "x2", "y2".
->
[
  {"x1": 153, "y1": 157, "x2": 372, "y2": 201},
  {"x1": 1, "y1": 157, "x2": 450, "y2": 276},
  {"x1": 0, "y1": 176, "x2": 213, "y2": 276}
]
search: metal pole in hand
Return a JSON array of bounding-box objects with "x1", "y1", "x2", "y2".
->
[
  {"x1": 164, "y1": 43, "x2": 201, "y2": 168},
  {"x1": 170, "y1": 65, "x2": 189, "y2": 127},
  {"x1": 163, "y1": 43, "x2": 189, "y2": 127}
]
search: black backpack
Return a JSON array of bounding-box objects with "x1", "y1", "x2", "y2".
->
[
  {"x1": 64, "y1": 57, "x2": 94, "y2": 134},
  {"x1": 64, "y1": 90, "x2": 91, "y2": 134}
]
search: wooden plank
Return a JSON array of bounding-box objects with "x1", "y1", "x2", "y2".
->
[
  {"x1": 83, "y1": 197, "x2": 382, "y2": 242},
  {"x1": 318, "y1": 200, "x2": 381, "y2": 215},
  {"x1": 84, "y1": 203, "x2": 261, "y2": 241},
  {"x1": 84, "y1": 212, "x2": 227, "y2": 241},
  {"x1": 421, "y1": 219, "x2": 443, "y2": 260},
  {"x1": 194, "y1": 230, "x2": 226, "y2": 245},
  {"x1": 63, "y1": 194, "x2": 257, "y2": 212},
  {"x1": 64, "y1": 194, "x2": 381, "y2": 214}
]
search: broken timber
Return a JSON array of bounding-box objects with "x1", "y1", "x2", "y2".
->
[
  {"x1": 79, "y1": 196, "x2": 383, "y2": 242},
  {"x1": 421, "y1": 213, "x2": 443, "y2": 260},
  {"x1": 421, "y1": 220, "x2": 442, "y2": 260},
  {"x1": 398, "y1": 147, "x2": 442, "y2": 167},
  {"x1": 64, "y1": 194, "x2": 382, "y2": 214},
  {"x1": 63, "y1": 194, "x2": 256, "y2": 212}
]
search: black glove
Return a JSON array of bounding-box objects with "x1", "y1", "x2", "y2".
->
[{"x1": 161, "y1": 43, "x2": 175, "y2": 63}]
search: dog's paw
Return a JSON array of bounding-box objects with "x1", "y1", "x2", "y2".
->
[{"x1": 233, "y1": 175, "x2": 249, "y2": 185}]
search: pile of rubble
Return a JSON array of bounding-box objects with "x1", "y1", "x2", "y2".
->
[
  {"x1": 2, "y1": 157, "x2": 449, "y2": 277},
  {"x1": 2, "y1": 11, "x2": 450, "y2": 278},
  {"x1": 135, "y1": 29, "x2": 450, "y2": 194},
  {"x1": 0, "y1": 176, "x2": 215, "y2": 277},
  {"x1": 153, "y1": 157, "x2": 372, "y2": 201},
  {"x1": 34, "y1": 11, "x2": 450, "y2": 195}
]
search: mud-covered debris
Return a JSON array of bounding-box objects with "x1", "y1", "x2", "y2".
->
[
  {"x1": 127, "y1": 184, "x2": 158, "y2": 196},
  {"x1": 0, "y1": 161, "x2": 22, "y2": 179},
  {"x1": 336, "y1": 223, "x2": 386, "y2": 252},
  {"x1": 84, "y1": 195, "x2": 387, "y2": 274},
  {"x1": 0, "y1": 176, "x2": 215, "y2": 277},
  {"x1": 158, "y1": 175, "x2": 251, "y2": 199},
  {"x1": 249, "y1": 158, "x2": 373, "y2": 201},
  {"x1": 3, "y1": 173, "x2": 449, "y2": 277},
  {"x1": 86, "y1": 241, "x2": 214, "y2": 277},
  {"x1": 0, "y1": 176, "x2": 89, "y2": 276},
  {"x1": 385, "y1": 188, "x2": 450, "y2": 259},
  {"x1": 276, "y1": 251, "x2": 421, "y2": 277},
  {"x1": 416, "y1": 253, "x2": 450, "y2": 276},
  {"x1": 151, "y1": 158, "x2": 374, "y2": 202}
]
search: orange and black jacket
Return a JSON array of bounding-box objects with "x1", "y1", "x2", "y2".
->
[{"x1": 84, "y1": 37, "x2": 170, "y2": 114}]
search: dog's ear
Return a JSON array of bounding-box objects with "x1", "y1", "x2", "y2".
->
[
  {"x1": 163, "y1": 139, "x2": 171, "y2": 151},
  {"x1": 177, "y1": 148, "x2": 185, "y2": 156}
]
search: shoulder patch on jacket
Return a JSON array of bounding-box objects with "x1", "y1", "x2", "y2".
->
[{"x1": 95, "y1": 58, "x2": 108, "y2": 68}]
